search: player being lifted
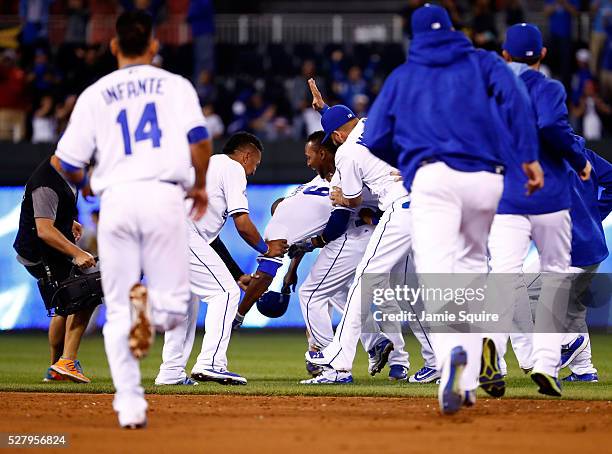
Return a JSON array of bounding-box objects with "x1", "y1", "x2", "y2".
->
[
  {"x1": 54, "y1": 11, "x2": 210, "y2": 429},
  {"x1": 155, "y1": 132, "x2": 288, "y2": 386}
]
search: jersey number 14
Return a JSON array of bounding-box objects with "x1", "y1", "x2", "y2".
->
[{"x1": 116, "y1": 102, "x2": 162, "y2": 155}]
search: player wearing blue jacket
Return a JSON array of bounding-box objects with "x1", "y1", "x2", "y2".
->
[
  {"x1": 361, "y1": 4, "x2": 544, "y2": 415},
  {"x1": 487, "y1": 23, "x2": 592, "y2": 397},
  {"x1": 501, "y1": 148, "x2": 612, "y2": 387}
]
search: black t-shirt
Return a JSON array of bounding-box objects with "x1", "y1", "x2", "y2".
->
[{"x1": 13, "y1": 158, "x2": 78, "y2": 265}]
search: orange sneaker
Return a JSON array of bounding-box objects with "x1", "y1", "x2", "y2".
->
[
  {"x1": 128, "y1": 284, "x2": 154, "y2": 359},
  {"x1": 50, "y1": 358, "x2": 91, "y2": 383},
  {"x1": 43, "y1": 367, "x2": 66, "y2": 382}
]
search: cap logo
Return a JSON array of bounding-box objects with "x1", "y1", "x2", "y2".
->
[
  {"x1": 432, "y1": 22, "x2": 441, "y2": 30},
  {"x1": 348, "y1": 113, "x2": 353, "y2": 118},
  {"x1": 526, "y1": 51, "x2": 534, "y2": 56}
]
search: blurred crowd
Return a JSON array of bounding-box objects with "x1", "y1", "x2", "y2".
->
[{"x1": 1, "y1": 0, "x2": 611, "y2": 143}]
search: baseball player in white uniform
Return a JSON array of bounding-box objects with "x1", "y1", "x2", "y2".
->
[
  {"x1": 155, "y1": 132, "x2": 288, "y2": 386},
  {"x1": 54, "y1": 11, "x2": 210, "y2": 429},
  {"x1": 304, "y1": 98, "x2": 412, "y2": 383}
]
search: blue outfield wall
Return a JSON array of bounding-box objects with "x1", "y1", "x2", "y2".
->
[{"x1": 0, "y1": 185, "x2": 611, "y2": 330}]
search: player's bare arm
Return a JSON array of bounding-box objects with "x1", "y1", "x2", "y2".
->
[
  {"x1": 187, "y1": 138, "x2": 213, "y2": 221},
  {"x1": 282, "y1": 254, "x2": 304, "y2": 293},
  {"x1": 330, "y1": 186, "x2": 362, "y2": 208},
  {"x1": 308, "y1": 78, "x2": 326, "y2": 112},
  {"x1": 232, "y1": 212, "x2": 288, "y2": 257}
]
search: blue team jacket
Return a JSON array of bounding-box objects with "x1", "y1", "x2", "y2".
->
[
  {"x1": 361, "y1": 30, "x2": 538, "y2": 189},
  {"x1": 498, "y1": 63, "x2": 588, "y2": 215},
  {"x1": 570, "y1": 149, "x2": 612, "y2": 267}
]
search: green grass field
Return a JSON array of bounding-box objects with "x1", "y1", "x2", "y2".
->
[{"x1": 0, "y1": 330, "x2": 610, "y2": 400}]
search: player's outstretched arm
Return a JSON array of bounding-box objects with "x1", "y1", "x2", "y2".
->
[
  {"x1": 308, "y1": 78, "x2": 328, "y2": 113},
  {"x1": 232, "y1": 212, "x2": 288, "y2": 257}
]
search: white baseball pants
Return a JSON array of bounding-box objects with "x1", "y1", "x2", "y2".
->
[
  {"x1": 98, "y1": 181, "x2": 191, "y2": 422},
  {"x1": 157, "y1": 223, "x2": 241, "y2": 382},
  {"x1": 299, "y1": 224, "x2": 375, "y2": 350},
  {"x1": 410, "y1": 162, "x2": 504, "y2": 392},
  {"x1": 488, "y1": 211, "x2": 572, "y2": 377},
  {"x1": 320, "y1": 195, "x2": 412, "y2": 371}
]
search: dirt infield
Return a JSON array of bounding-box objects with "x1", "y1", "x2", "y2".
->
[{"x1": 1, "y1": 393, "x2": 611, "y2": 453}]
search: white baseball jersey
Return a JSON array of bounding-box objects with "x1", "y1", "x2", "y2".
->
[
  {"x1": 264, "y1": 175, "x2": 332, "y2": 245},
  {"x1": 56, "y1": 64, "x2": 206, "y2": 194},
  {"x1": 336, "y1": 118, "x2": 407, "y2": 211},
  {"x1": 191, "y1": 154, "x2": 249, "y2": 243}
]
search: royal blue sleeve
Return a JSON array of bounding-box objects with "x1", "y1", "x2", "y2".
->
[
  {"x1": 590, "y1": 150, "x2": 612, "y2": 221},
  {"x1": 360, "y1": 72, "x2": 398, "y2": 167},
  {"x1": 321, "y1": 208, "x2": 352, "y2": 243},
  {"x1": 479, "y1": 51, "x2": 539, "y2": 164},
  {"x1": 535, "y1": 80, "x2": 588, "y2": 173}
]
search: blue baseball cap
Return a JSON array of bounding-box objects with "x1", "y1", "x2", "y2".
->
[
  {"x1": 321, "y1": 104, "x2": 356, "y2": 143},
  {"x1": 411, "y1": 4, "x2": 453, "y2": 35},
  {"x1": 503, "y1": 23, "x2": 543, "y2": 59}
]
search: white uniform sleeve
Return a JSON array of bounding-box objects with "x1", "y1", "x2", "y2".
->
[
  {"x1": 223, "y1": 161, "x2": 249, "y2": 216},
  {"x1": 336, "y1": 149, "x2": 364, "y2": 199},
  {"x1": 178, "y1": 77, "x2": 208, "y2": 136},
  {"x1": 55, "y1": 91, "x2": 96, "y2": 168}
]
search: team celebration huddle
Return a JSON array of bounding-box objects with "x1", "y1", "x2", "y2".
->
[{"x1": 15, "y1": 4, "x2": 612, "y2": 430}]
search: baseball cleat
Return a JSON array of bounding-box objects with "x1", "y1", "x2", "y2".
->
[
  {"x1": 43, "y1": 366, "x2": 66, "y2": 382},
  {"x1": 304, "y1": 350, "x2": 331, "y2": 367},
  {"x1": 305, "y1": 359, "x2": 324, "y2": 377},
  {"x1": 191, "y1": 368, "x2": 247, "y2": 385},
  {"x1": 128, "y1": 284, "x2": 154, "y2": 360},
  {"x1": 119, "y1": 411, "x2": 147, "y2": 430},
  {"x1": 560, "y1": 335, "x2": 587, "y2": 369},
  {"x1": 479, "y1": 337, "x2": 505, "y2": 398},
  {"x1": 367, "y1": 338, "x2": 394, "y2": 376},
  {"x1": 408, "y1": 366, "x2": 440, "y2": 383},
  {"x1": 50, "y1": 358, "x2": 91, "y2": 383},
  {"x1": 562, "y1": 372, "x2": 599, "y2": 382},
  {"x1": 463, "y1": 390, "x2": 477, "y2": 407},
  {"x1": 438, "y1": 346, "x2": 467, "y2": 415},
  {"x1": 388, "y1": 365, "x2": 409, "y2": 381},
  {"x1": 531, "y1": 371, "x2": 562, "y2": 397},
  {"x1": 155, "y1": 377, "x2": 199, "y2": 386},
  {"x1": 300, "y1": 368, "x2": 353, "y2": 384}
]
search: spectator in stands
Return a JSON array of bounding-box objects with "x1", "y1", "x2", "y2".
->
[
  {"x1": 55, "y1": 94, "x2": 76, "y2": 135},
  {"x1": 28, "y1": 48, "x2": 57, "y2": 96},
  {"x1": 195, "y1": 68, "x2": 216, "y2": 105},
  {"x1": 287, "y1": 59, "x2": 323, "y2": 138},
  {"x1": 31, "y1": 94, "x2": 56, "y2": 143},
  {"x1": 64, "y1": 0, "x2": 89, "y2": 46},
  {"x1": 571, "y1": 79, "x2": 612, "y2": 139},
  {"x1": 544, "y1": 0, "x2": 580, "y2": 89},
  {"x1": 203, "y1": 103, "x2": 224, "y2": 139},
  {"x1": 471, "y1": 0, "x2": 498, "y2": 51},
  {"x1": 334, "y1": 65, "x2": 369, "y2": 111},
  {"x1": 19, "y1": 0, "x2": 52, "y2": 48},
  {"x1": 571, "y1": 49, "x2": 593, "y2": 106},
  {"x1": 353, "y1": 93, "x2": 370, "y2": 117},
  {"x1": 505, "y1": 0, "x2": 525, "y2": 26},
  {"x1": 188, "y1": 0, "x2": 215, "y2": 83},
  {"x1": 0, "y1": 49, "x2": 28, "y2": 142},
  {"x1": 590, "y1": 0, "x2": 612, "y2": 75}
]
